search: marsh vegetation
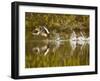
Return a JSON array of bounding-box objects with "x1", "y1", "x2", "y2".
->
[{"x1": 25, "y1": 12, "x2": 89, "y2": 68}]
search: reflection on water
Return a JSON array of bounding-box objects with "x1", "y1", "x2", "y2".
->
[{"x1": 25, "y1": 40, "x2": 89, "y2": 68}]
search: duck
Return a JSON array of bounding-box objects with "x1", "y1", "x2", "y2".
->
[
  {"x1": 77, "y1": 32, "x2": 85, "y2": 41},
  {"x1": 70, "y1": 30, "x2": 77, "y2": 41},
  {"x1": 32, "y1": 26, "x2": 50, "y2": 37},
  {"x1": 78, "y1": 32, "x2": 89, "y2": 41},
  {"x1": 32, "y1": 28, "x2": 40, "y2": 35}
]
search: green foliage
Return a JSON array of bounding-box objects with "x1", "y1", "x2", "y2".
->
[
  {"x1": 25, "y1": 12, "x2": 89, "y2": 40},
  {"x1": 25, "y1": 41, "x2": 89, "y2": 68},
  {"x1": 25, "y1": 12, "x2": 89, "y2": 68},
  {"x1": 25, "y1": 12, "x2": 89, "y2": 31}
]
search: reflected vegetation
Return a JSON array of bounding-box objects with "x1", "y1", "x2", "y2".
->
[
  {"x1": 25, "y1": 40, "x2": 89, "y2": 68},
  {"x1": 25, "y1": 12, "x2": 89, "y2": 68}
]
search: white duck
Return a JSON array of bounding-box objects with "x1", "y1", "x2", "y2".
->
[
  {"x1": 77, "y1": 32, "x2": 85, "y2": 41},
  {"x1": 70, "y1": 31, "x2": 77, "y2": 41}
]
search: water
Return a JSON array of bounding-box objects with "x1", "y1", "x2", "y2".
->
[
  {"x1": 25, "y1": 13, "x2": 89, "y2": 68},
  {"x1": 25, "y1": 39, "x2": 89, "y2": 68}
]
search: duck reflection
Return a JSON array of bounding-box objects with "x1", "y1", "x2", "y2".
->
[
  {"x1": 26, "y1": 40, "x2": 89, "y2": 68},
  {"x1": 31, "y1": 39, "x2": 89, "y2": 57},
  {"x1": 32, "y1": 40, "x2": 61, "y2": 56}
]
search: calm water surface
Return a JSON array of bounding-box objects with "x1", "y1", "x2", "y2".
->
[{"x1": 25, "y1": 39, "x2": 89, "y2": 68}]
